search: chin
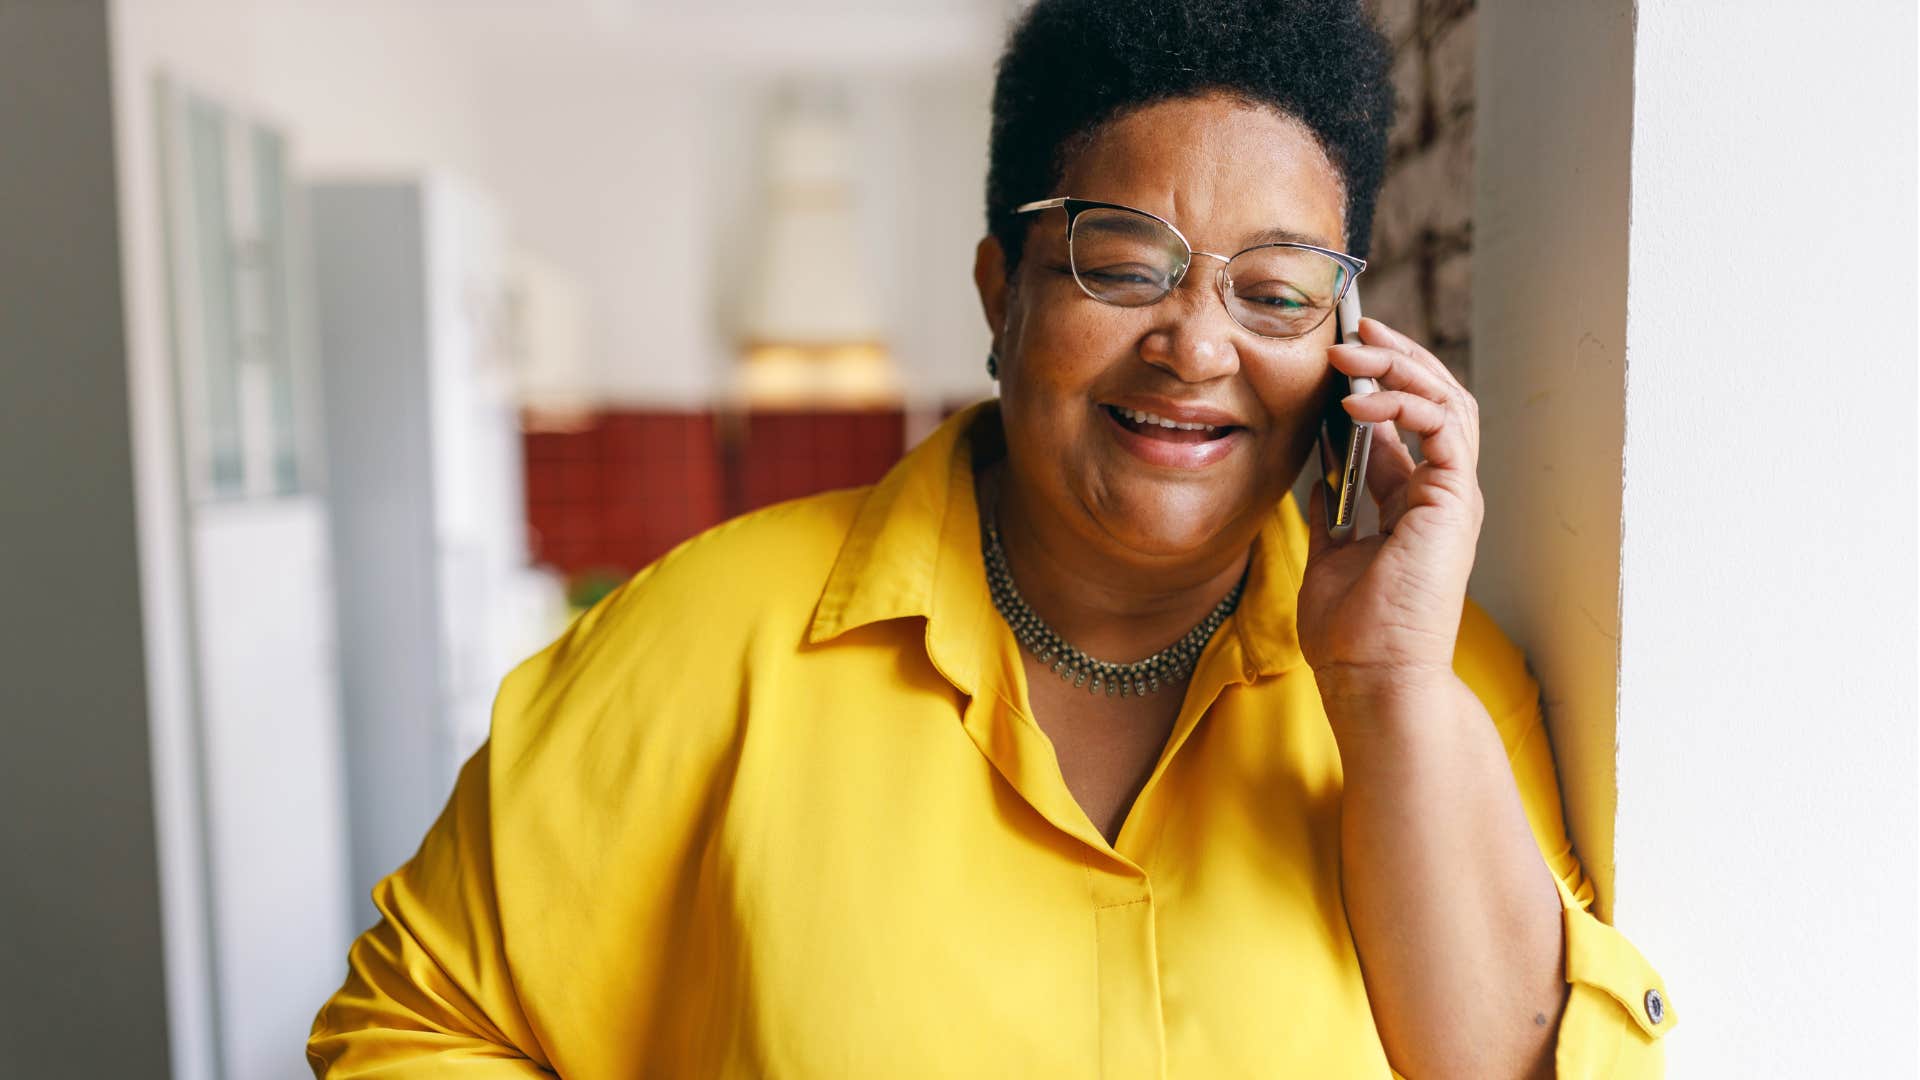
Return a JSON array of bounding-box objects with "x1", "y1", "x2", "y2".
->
[{"x1": 1092, "y1": 484, "x2": 1249, "y2": 559}]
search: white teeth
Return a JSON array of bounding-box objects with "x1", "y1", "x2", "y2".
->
[{"x1": 1117, "y1": 406, "x2": 1217, "y2": 432}]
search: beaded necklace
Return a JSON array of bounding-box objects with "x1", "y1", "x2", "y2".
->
[{"x1": 980, "y1": 513, "x2": 1245, "y2": 696}]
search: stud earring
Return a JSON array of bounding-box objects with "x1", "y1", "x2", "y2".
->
[{"x1": 986, "y1": 350, "x2": 1000, "y2": 380}]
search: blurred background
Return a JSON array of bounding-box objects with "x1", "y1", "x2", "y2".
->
[{"x1": 5, "y1": 1, "x2": 1913, "y2": 1078}]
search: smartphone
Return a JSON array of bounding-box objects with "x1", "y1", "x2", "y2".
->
[{"x1": 1317, "y1": 285, "x2": 1374, "y2": 540}]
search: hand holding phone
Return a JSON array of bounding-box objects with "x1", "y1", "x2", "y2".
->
[{"x1": 1297, "y1": 283, "x2": 1488, "y2": 699}]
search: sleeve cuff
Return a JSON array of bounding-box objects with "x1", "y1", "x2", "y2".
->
[{"x1": 1552, "y1": 872, "x2": 1677, "y2": 1077}]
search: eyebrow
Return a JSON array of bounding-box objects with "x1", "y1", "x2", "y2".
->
[{"x1": 1239, "y1": 225, "x2": 1331, "y2": 249}]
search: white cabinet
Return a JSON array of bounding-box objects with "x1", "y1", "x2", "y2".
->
[
  {"x1": 156, "y1": 78, "x2": 353, "y2": 1079},
  {"x1": 311, "y1": 175, "x2": 554, "y2": 932}
]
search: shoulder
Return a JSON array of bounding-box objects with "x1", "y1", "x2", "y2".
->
[
  {"x1": 1451, "y1": 597, "x2": 1544, "y2": 748},
  {"x1": 605, "y1": 486, "x2": 871, "y2": 639},
  {"x1": 488, "y1": 486, "x2": 873, "y2": 763}
]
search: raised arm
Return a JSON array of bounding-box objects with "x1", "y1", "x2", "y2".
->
[{"x1": 1304, "y1": 319, "x2": 1676, "y2": 1077}]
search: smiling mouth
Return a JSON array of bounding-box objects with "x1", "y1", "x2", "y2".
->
[{"x1": 1102, "y1": 404, "x2": 1242, "y2": 443}]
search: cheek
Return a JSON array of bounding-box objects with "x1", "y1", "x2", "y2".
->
[
  {"x1": 1246, "y1": 348, "x2": 1335, "y2": 436},
  {"x1": 1001, "y1": 302, "x2": 1127, "y2": 412}
]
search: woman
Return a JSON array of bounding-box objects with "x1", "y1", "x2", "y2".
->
[{"x1": 310, "y1": 0, "x2": 1674, "y2": 1076}]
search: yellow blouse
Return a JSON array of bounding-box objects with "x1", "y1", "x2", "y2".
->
[{"x1": 309, "y1": 401, "x2": 1676, "y2": 1078}]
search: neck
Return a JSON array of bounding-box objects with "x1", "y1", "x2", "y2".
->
[{"x1": 977, "y1": 459, "x2": 1255, "y2": 666}]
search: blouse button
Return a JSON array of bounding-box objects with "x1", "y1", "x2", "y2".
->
[{"x1": 1644, "y1": 988, "x2": 1666, "y2": 1025}]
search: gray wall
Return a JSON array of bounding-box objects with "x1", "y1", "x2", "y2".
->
[{"x1": 0, "y1": 0, "x2": 174, "y2": 1073}]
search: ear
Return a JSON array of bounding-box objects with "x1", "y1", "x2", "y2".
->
[{"x1": 972, "y1": 235, "x2": 1010, "y2": 351}]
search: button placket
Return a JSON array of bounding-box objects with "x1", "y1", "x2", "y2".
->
[{"x1": 1090, "y1": 885, "x2": 1166, "y2": 1080}]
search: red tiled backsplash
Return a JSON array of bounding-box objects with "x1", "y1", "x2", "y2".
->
[{"x1": 522, "y1": 408, "x2": 907, "y2": 578}]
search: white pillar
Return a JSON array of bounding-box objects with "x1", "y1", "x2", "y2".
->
[
  {"x1": 1478, "y1": 1, "x2": 1918, "y2": 1075},
  {"x1": 1472, "y1": 0, "x2": 1636, "y2": 920}
]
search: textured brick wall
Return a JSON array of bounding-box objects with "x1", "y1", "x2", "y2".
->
[{"x1": 1367, "y1": 0, "x2": 1476, "y2": 382}]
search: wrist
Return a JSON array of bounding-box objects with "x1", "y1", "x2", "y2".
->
[{"x1": 1313, "y1": 663, "x2": 1464, "y2": 720}]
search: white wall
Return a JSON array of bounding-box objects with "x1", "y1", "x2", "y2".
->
[
  {"x1": 1479, "y1": 1, "x2": 1918, "y2": 1075},
  {"x1": 1615, "y1": 4, "x2": 1916, "y2": 1075},
  {"x1": 454, "y1": 10, "x2": 1001, "y2": 409},
  {"x1": 468, "y1": 54, "x2": 721, "y2": 405},
  {"x1": 246, "y1": 2, "x2": 492, "y2": 180}
]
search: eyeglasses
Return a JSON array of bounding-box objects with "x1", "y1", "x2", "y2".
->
[{"x1": 1011, "y1": 197, "x2": 1366, "y2": 340}]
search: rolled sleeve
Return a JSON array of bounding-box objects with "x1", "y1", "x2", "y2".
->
[
  {"x1": 1551, "y1": 869, "x2": 1677, "y2": 1077},
  {"x1": 307, "y1": 740, "x2": 552, "y2": 1077}
]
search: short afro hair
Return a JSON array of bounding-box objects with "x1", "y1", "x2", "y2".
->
[{"x1": 986, "y1": 0, "x2": 1394, "y2": 276}]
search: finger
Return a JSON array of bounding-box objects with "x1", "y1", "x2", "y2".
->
[
  {"x1": 1328, "y1": 341, "x2": 1457, "y2": 405},
  {"x1": 1366, "y1": 420, "x2": 1415, "y2": 531},
  {"x1": 1341, "y1": 389, "x2": 1474, "y2": 471},
  {"x1": 1357, "y1": 317, "x2": 1466, "y2": 395},
  {"x1": 1351, "y1": 412, "x2": 1414, "y2": 511},
  {"x1": 1367, "y1": 416, "x2": 1418, "y2": 476},
  {"x1": 1338, "y1": 322, "x2": 1479, "y2": 462},
  {"x1": 1357, "y1": 316, "x2": 1464, "y2": 390},
  {"x1": 1342, "y1": 327, "x2": 1482, "y2": 466}
]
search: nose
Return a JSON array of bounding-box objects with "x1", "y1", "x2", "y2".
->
[{"x1": 1138, "y1": 252, "x2": 1241, "y2": 383}]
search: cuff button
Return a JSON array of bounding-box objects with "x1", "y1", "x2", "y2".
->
[{"x1": 1644, "y1": 988, "x2": 1666, "y2": 1025}]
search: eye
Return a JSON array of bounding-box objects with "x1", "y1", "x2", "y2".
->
[
  {"x1": 1235, "y1": 282, "x2": 1314, "y2": 310},
  {"x1": 1079, "y1": 263, "x2": 1168, "y2": 286}
]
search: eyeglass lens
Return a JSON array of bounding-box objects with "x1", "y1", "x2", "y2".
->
[{"x1": 1067, "y1": 207, "x2": 1348, "y2": 339}]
